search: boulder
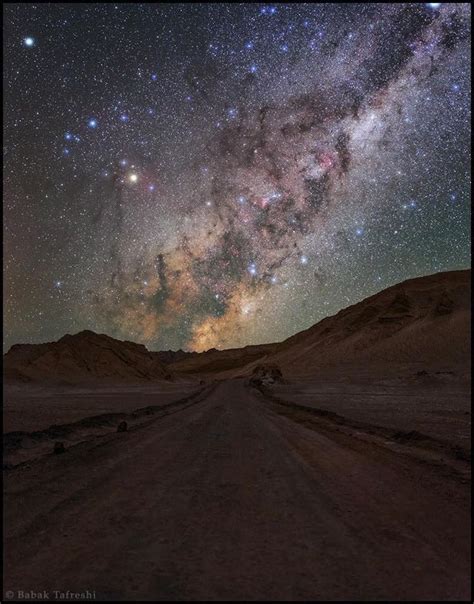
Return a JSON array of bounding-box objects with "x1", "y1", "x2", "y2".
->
[{"x1": 249, "y1": 364, "x2": 284, "y2": 386}]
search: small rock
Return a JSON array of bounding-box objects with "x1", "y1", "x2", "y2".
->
[
  {"x1": 54, "y1": 442, "x2": 66, "y2": 454},
  {"x1": 117, "y1": 421, "x2": 128, "y2": 433}
]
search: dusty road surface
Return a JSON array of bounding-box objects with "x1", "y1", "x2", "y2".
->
[{"x1": 4, "y1": 379, "x2": 471, "y2": 601}]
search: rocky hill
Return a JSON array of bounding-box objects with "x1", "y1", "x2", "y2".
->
[{"x1": 4, "y1": 330, "x2": 172, "y2": 384}]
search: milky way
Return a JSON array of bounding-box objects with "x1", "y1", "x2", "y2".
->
[{"x1": 4, "y1": 3, "x2": 471, "y2": 352}]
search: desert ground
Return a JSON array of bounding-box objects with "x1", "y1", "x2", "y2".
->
[{"x1": 3, "y1": 375, "x2": 471, "y2": 601}]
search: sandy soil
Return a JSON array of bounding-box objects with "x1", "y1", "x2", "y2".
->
[
  {"x1": 3, "y1": 379, "x2": 470, "y2": 601},
  {"x1": 271, "y1": 373, "x2": 471, "y2": 448},
  {"x1": 3, "y1": 380, "x2": 199, "y2": 433}
]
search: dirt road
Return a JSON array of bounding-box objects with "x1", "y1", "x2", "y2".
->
[{"x1": 3, "y1": 380, "x2": 471, "y2": 601}]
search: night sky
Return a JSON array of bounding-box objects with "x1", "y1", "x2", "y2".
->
[{"x1": 4, "y1": 3, "x2": 471, "y2": 353}]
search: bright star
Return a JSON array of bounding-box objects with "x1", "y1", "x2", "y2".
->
[
  {"x1": 88, "y1": 118, "x2": 97, "y2": 128},
  {"x1": 300, "y1": 255, "x2": 308, "y2": 265},
  {"x1": 129, "y1": 173, "x2": 138, "y2": 183},
  {"x1": 24, "y1": 37, "x2": 35, "y2": 47}
]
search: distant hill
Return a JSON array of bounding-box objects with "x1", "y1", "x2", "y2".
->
[
  {"x1": 168, "y1": 343, "x2": 277, "y2": 375},
  {"x1": 3, "y1": 330, "x2": 172, "y2": 384},
  {"x1": 153, "y1": 349, "x2": 196, "y2": 365}
]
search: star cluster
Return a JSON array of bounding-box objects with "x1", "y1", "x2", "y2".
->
[{"x1": 4, "y1": 3, "x2": 471, "y2": 352}]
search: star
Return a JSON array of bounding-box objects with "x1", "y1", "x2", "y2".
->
[{"x1": 3, "y1": 2, "x2": 470, "y2": 356}]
